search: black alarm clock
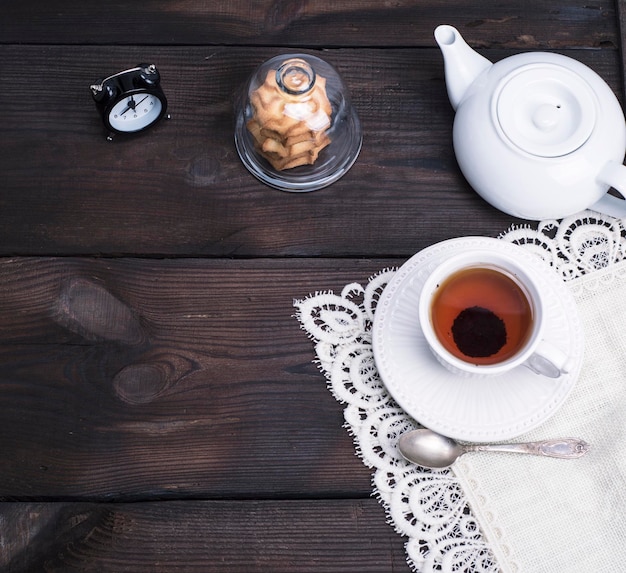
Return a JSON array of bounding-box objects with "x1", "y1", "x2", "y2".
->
[{"x1": 90, "y1": 63, "x2": 168, "y2": 137}]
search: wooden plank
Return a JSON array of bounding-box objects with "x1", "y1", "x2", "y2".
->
[
  {"x1": 618, "y1": 0, "x2": 626, "y2": 98},
  {"x1": 0, "y1": 45, "x2": 621, "y2": 257},
  {"x1": 0, "y1": 0, "x2": 617, "y2": 48},
  {"x1": 0, "y1": 499, "x2": 412, "y2": 573},
  {"x1": 0, "y1": 257, "x2": 400, "y2": 500}
]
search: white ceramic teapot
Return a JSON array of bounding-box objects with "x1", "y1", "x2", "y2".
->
[{"x1": 435, "y1": 24, "x2": 626, "y2": 220}]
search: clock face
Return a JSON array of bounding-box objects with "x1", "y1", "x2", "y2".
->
[{"x1": 107, "y1": 93, "x2": 164, "y2": 132}]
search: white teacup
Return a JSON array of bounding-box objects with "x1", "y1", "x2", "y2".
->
[{"x1": 418, "y1": 250, "x2": 572, "y2": 378}]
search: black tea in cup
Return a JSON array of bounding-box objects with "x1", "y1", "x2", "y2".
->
[{"x1": 430, "y1": 266, "x2": 534, "y2": 365}]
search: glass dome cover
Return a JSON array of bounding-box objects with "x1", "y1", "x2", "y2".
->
[{"x1": 235, "y1": 53, "x2": 362, "y2": 192}]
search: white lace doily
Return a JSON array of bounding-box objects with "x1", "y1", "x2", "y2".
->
[{"x1": 293, "y1": 211, "x2": 626, "y2": 572}]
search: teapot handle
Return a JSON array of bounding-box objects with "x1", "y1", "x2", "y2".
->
[{"x1": 593, "y1": 161, "x2": 626, "y2": 218}]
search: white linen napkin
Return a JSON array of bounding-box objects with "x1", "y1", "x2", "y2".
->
[
  {"x1": 295, "y1": 212, "x2": 626, "y2": 572},
  {"x1": 454, "y1": 261, "x2": 626, "y2": 572}
]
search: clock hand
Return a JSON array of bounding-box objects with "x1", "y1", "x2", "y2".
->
[
  {"x1": 118, "y1": 96, "x2": 137, "y2": 116},
  {"x1": 120, "y1": 95, "x2": 150, "y2": 116},
  {"x1": 133, "y1": 95, "x2": 150, "y2": 110}
]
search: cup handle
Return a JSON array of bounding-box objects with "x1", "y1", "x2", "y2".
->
[
  {"x1": 524, "y1": 340, "x2": 572, "y2": 378},
  {"x1": 593, "y1": 161, "x2": 626, "y2": 218}
]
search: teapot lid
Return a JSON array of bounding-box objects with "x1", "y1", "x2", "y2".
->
[{"x1": 494, "y1": 64, "x2": 597, "y2": 158}]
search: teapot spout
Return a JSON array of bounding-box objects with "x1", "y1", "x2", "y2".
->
[{"x1": 435, "y1": 25, "x2": 492, "y2": 110}]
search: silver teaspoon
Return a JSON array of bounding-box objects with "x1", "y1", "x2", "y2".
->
[{"x1": 398, "y1": 428, "x2": 590, "y2": 469}]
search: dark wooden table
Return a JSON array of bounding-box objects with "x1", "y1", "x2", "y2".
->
[{"x1": 1, "y1": 2, "x2": 624, "y2": 571}]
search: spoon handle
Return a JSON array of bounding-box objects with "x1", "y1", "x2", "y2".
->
[{"x1": 467, "y1": 438, "x2": 590, "y2": 459}]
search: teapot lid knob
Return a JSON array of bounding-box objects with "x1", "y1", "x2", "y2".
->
[{"x1": 494, "y1": 63, "x2": 596, "y2": 157}]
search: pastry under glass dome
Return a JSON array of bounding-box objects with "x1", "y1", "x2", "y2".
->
[{"x1": 234, "y1": 53, "x2": 362, "y2": 192}]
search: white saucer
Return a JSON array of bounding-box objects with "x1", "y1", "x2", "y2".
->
[{"x1": 372, "y1": 237, "x2": 584, "y2": 442}]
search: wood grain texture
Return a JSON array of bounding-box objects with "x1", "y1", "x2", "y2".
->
[
  {"x1": 0, "y1": 0, "x2": 617, "y2": 48},
  {"x1": 0, "y1": 500, "x2": 411, "y2": 573},
  {"x1": 0, "y1": 46, "x2": 621, "y2": 256},
  {"x1": 2, "y1": 0, "x2": 625, "y2": 570},
  {"x1": 619, "y1": 0, "x2": 626, "y2": 97},
  {"x1": 0, "y1": 257, "x2": 395, "y2": 500}
]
